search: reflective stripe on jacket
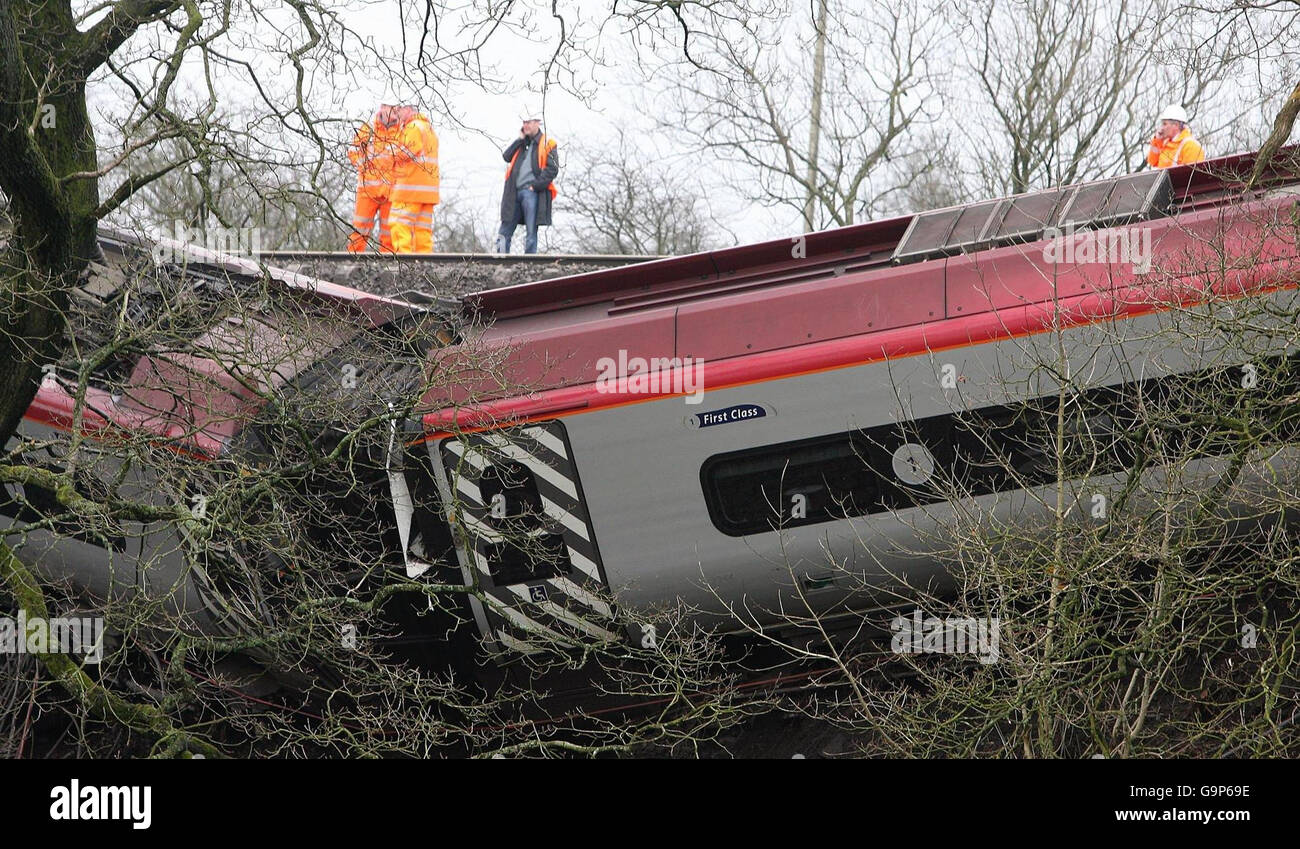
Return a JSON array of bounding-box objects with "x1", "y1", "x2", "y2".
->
[
  {"x1": 349, "y1": 119, "x2": 399, "y2": 199},
  {"x1": 390, "y1": 115, "x2": 440, "y2": 205}
]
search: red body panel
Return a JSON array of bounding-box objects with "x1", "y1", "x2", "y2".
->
[
  {"x1": 676, "y1": 261, "x2": 945, "y2": 361},
  {"x1": 23, "y1": 379, "x2": 230, "y2": 458},
  {"x1": 19, "y1": 248, "x2": 421, "y2": 457},
  {"x1": 424, "y1": 149, "x2": 1300, "y2": 435}
]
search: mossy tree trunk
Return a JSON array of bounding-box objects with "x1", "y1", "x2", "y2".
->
[{"x1": 0, "y1": 1, "x2": 104, "y2": 448}]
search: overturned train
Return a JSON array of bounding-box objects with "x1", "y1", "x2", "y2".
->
[{"x1": 6, "y1": 147, "x2": 1300, "y2": 662}]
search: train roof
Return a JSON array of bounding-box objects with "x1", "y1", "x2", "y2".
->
[
  {"x1": 23, "y1": 145, "x2": 1300, "y2": 448},
  {"x1": 23, "y1": 227, "x2": 434, "y2": 457},
  {"x1": 424, "y1": 145, "x2": 1300, "y2": 431},
  {"x1": 464, "y1": 147, "x2": 1300, "y2": 323}
]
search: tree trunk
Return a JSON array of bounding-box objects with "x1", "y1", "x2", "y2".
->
[
  {"x1": 803, "y1": 0, "x2": 829, "y2": 232},
  {"x1": 0, "y1": 1, "x2": 101, "y2": 448},
  {"x1": 1248, "y1": 78, "x2": 1300, "y2": 189}
]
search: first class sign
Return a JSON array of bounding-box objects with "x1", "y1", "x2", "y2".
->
[{"x1": 694, "y1": 404, "x2": 767, "y2": 428}]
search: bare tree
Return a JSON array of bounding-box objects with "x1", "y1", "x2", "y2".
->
[
  {"x1": 0, "y1": 0, "x2": 788, "y2": 759},
  {"x1": 562, "y1": 131, "x2": 732, "y2": 255},
  {"x1": 953, "y1": 0, "x2": 1264, "y2": 196},
  {"x1": 433, "y1": 195, "x2": 495, "y2": 253},
  {"x1": 1189, "y1": 0, "x2": 1300, "y2": 187},
  {"x1": 110, "y1": 132, "x2": 355, "y2": 251},
  {"x1": 802, "y1": 0, "x2": 830, "y2": 232},
  {"x1": 655, "y1": 0, "x2": 942, "y2": 230}
]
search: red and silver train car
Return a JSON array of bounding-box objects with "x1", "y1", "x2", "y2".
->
[
  {"x1": 403, "y1": 149, "x2": 1300, "y2": 651},
  {"x1": 6, "y1": 148, "x2": 1300, "y2": 661}
]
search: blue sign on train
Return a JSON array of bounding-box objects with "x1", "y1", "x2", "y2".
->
[{"x1": 694, "y1": 404, "x2": 767, "y2": 428}]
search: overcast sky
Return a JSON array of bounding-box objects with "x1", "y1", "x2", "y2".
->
[
  {"x1": 80, "y1": 0, "x2": 821, "y2": 248},
  {"x1": 79, "y1": 0, "x2": 1299, "y2": 252}
]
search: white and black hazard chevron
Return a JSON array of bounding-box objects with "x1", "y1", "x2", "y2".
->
[{"x1": 434, "y1": 420, "x2": 616, "y2": 653}]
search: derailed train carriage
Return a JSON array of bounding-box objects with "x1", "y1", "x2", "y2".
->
[
  {"x1": 3, "y1": 236, "x2": 444, "y2": 649},
  {"x1": 5, "y1": 147, "x2": 1300, "y2": 666},
  {"x1": 403, "y1": 148, "x2": 1300, "y2": 652}
]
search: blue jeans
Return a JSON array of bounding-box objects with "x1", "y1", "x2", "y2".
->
[{"x1": 497, "y1": 187, "x2": 539, "y2": 254}]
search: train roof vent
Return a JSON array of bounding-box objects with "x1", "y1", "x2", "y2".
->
[
  {"x1": 1092, "y1": 169, "x2": 1172, "y2": 227},
  {"x1": 1054, "y1": 178, "x2": 1116, "y2": 229},
  {"x1": 987, "y1": 186, "x2": 1069, "y2": 242},
  {"x1": 891, "y1": 169, "x2": 1173, "y2": 264},
  {"x1": 890, "y1": 206, "x2": 965, "y2": 262},
  {"x1": 944, "y1": 199, "x2": 1005, "y2": 253},
  {"x1": 1054, "y1": 170, "x2": 1172, "y2": 230}
]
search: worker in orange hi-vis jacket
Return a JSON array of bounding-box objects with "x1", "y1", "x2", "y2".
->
[
  {"x1": 388, "y1": 106, "x2": 440, "y2": 254},
  {"x1": 1147, "y1": 104, "x2": 1205, "y2": 169},
  {"x1": 347, "y1": 104, "x2": 400, "y2": 253}
]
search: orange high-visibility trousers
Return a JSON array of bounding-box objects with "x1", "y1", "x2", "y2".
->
[
  {"x1": 389, "y1": 201, "x2": 434, "y2": 253},
  {"x1": 348, "y1": 194, "x2": 394, "y2": 253}
]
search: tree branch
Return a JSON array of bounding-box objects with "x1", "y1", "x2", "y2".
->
[{"x1": 77, "y1": 0, "x2": 184, "y2": 74}]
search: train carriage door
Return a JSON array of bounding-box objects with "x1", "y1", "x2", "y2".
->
[{"x1": 433, "y1": 420, "x2": 617, "y2": 655}]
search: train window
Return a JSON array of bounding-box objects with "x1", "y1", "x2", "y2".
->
[
  {"x1": 700, "y1": 381, "x2": 1154, "y2": 537},
  {"x1": 696, "y1": 423, "x2": 951, "y2": 535},
  {"x1": 700, "y1": 430, "x2": 905, "y2": 537}
]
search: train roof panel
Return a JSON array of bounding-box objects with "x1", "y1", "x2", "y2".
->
[{"x1": 464, "y1": 147, "x2": 1299, "y2": 323}]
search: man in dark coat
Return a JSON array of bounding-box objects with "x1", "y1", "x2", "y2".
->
[{"x1": 496, "y1": 114, "x2": 559, "y2": 254}]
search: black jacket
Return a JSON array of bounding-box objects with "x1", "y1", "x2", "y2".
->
[{"x1": 499, "y1": 134, "x2": 559, "y2": 226}]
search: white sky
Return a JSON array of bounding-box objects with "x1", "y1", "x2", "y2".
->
[
  {"x1": 78, "y1": 0, "x2": 1298, "y2": 251},
  {"x1": 80, "y1": 0, "x2": 801, "y2": 247},
  {"x1": 331, "y1": 0, "x2": 782, "y2": 246}
]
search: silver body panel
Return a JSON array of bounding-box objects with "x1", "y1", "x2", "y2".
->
[{"x1": 560, "y1": 287, "x2": 1300, "y2": 627}]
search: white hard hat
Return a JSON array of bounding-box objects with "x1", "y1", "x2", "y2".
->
[
  {"x1": 1159, "y1": 103, "x2": 1189, "y2": 124},
  {"x1": 520, "y1": 105, "x2": 543, "y2": 122}
]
